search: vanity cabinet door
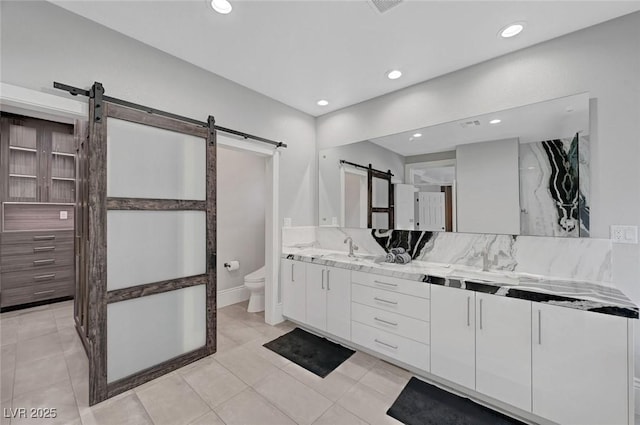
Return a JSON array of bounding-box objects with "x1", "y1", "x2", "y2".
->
[
  {"x1": 281, "y1": 259, "x2": 306, "y2": 323},
  {"x1": 475, "y1": 294, "x2": 531, "y2": 412},
  {"x1": 430, "y1": 285, "x2": 476, "y2": 389},
  {"x1": 325, "y1": 267, "x2": 351, "y2": 340},
  {"x1": 532, "y1": 304, "x2": 629, "y2": 425},
  {"x1": 305, "y1": 263, "x2": 328, "y2": 331}
]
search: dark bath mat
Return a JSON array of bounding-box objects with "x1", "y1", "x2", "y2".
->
[
  {"x1": 263, "y1": 328, "x2": 354, "y2": 378},
  {"x1": 387, "y1": 377, "x2": 527, "y2": 425}
]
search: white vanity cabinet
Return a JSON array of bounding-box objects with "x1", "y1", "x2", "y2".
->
[
  {"x1": 475, "y1": 293, "x2": 531, "y2": 412},
  {"x1": 281, "y1": 259, "x2": 306, "y2": 323},
  {"x1": 305, "y1": 263, "x2": 351, "y2": 340},
  {"x1": 532, "y1": 303, "x2": 629, "y2": 425},
  {"x1": 431, "y1": 285, "x2": 476, "y2": 389}
]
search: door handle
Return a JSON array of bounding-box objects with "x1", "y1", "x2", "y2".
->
[
  {"x1": 291, "y1": 263, "x2": 294, "y2": 282},
  {"x1": 374, "y1": 297, "x2": 398, "y2": 305},
  {"x1": 479, "y1": 298, "x2": 483, "y2": 330},
  {"x1": 321, "y1": 269, "x2": 325, "y2": 290},
  {"x1": 34, "y1": 273, "x2": 56, "y2": 281},
  {"x1": 33, "y1": 246, "x2": 55, "y2": 253},
  {"x1": 374, "y1": 280, "x2": 398, "y2": 288},
  {"x1": 374, "y1": 317, "x2": 398, "y2": 326},
  {"x1": 33, "y1": 259, "x2": 55, "y2": 266},
  {"x1": 327, "y1": 269, "x2": 330, "y2": 291},
  {"x1": 538, "y1": 310, "x2": 542, "y2": 345},
  {"x1": 374, "y1": 339, "x2": 398, "y2": 350},
  {"x1": 33, "y1": 235, "x2": 55, "y2": 241},
  {"x1": 466, "y1": 296, "x2": 471, "y2": 327}
]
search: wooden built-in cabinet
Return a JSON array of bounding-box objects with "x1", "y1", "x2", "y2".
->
[{"x1": 0, "y1": 113, "x2": 77, "y2": 309}]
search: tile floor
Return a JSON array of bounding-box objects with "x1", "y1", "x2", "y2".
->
[{"x1": 0, "y1": 299, "x2": 412, "y2": 425}]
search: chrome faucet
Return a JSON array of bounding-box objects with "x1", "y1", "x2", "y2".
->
[{"x1": 344, "y1": 236, "x2": 359, "y2": 258}]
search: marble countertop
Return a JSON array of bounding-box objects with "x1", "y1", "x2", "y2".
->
[{"x1": 282, "y1": 247, "x2": 638, "y2": 319}]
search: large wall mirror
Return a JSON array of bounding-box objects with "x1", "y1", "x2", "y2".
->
[{"x1": 318, "y1": 92, "x2": 590, "y2": 237}]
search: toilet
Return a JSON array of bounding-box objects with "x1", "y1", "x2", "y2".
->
[{"x1": 244, "y1": 265, "x2": 266, "y2": 313}]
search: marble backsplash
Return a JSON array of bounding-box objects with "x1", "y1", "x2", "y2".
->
[{"x1": 283, "y1": 226, "x2": 612, "y2": 283}]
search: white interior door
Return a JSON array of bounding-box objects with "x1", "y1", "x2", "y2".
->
[
  {"x1": 418, "y1": 192, "x2": 445, "y2": 231},
  {"x1": 394, "y1": 184, "x2": 415, "y2": 230}
]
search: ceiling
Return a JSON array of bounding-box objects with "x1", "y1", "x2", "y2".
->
[
  {"x1": 50, "y1": 1, "x2": 640, "y2": 117},
  {"x1": 370, "y1": 92, "x2": 589, "y2": 156}
]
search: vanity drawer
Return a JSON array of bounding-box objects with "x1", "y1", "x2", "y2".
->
[
  {"x1": 351, "y1": 271, "x2": 430, "y2": 299},
  {"x1": 0, "y1": 230, "x2": 74, "y2": 246},
  {"x1": 352, "y1": 302, "x2": 430, "y2": 344},
  {"x1": 1, "y1": 265, "x2": 75, "y2": 290},
  {"x1": 352, "y1": 283, "x2": 430, "y2": 321},
  {"x1": 352, "y1": 321, "x2": 430, "y2": 372},
  {"x1": 0, "y1": 244, "x2": 73, "y2": 272},
  {"x1": 0, "y1": 279, "x2": 74, "y2": 307}
]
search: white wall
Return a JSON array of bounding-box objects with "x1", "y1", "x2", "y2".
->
[
  {"x1": 456, "y1": 138, "x2": 520, "y2": 235},
  {"x1": 319, "y1": 140, "x2": 405, "y2": 226},
  {"x1": 0, "y1": 0, "x2": 316, "y2": 227},
  {"x1": 318, "y1": 11, "x2": 640, "y2": 376},
  {"x1": 216, "y1": 146, "x2": 266, "y2": 291}
]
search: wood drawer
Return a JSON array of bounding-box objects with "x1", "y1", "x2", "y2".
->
[
  {"x1": 352, "y1": 321, "x2": 430, "y2": 372},
  {"x1": 1, "y1": 279, "x2": 74, "y2": 307},
  {"x1": 352, "y1": 283, "x2": 430, "y2": 321},
  {"x1": 2, "y1": 204, "x2": 74, "y2": 232},
  {"x1": 0, "y1": 245, "x2": 73, "y2": 272},
  {"x1": 0, "y1": 230, "x2": 74, "y2": 246},
  {"x1": 352, "y1": 302, "x2": 430, "y2": 344},
  {"x1": 1, "y1": 265, "x2": 74, "y2": 289},
  {"x1": 351, "y1": 271, "x2": 430, "y2": 299}
]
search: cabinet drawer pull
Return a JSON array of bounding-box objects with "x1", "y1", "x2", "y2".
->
[
  {"x1": 33, "y1": 246, "x2": 55, "y2": 253},
  {"x1": 33, "y1": 259, "x2": 55, "y2": 266},
  {"x1": 33, "y1": 235, "x2": 55, "y2": 241},
  {"x1": 34, "y1": 273, "x2": 56, "y2": 281},
  {"x1": 374, "y1": 297, "x2": 398, "y2": 305},
  {"x1": 34, "y1": 289, "x2": 55, "y2": 296},
  {"x1": 374, "y1": 280, "x2": 398, "y2": 287},
  {"x1": 374, "y1": 339, "x2": 398, "y2": 350},
  {"x1": 374, "y1": 317, "x2": 398, "y2": 326}
]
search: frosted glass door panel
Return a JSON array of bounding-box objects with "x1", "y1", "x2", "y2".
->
[
  {"x1": 107, "y1": 285, "x2": 206, "y2": 382},
  {"x1": 107, "y1": 211, "x2": 206, "y2": 290},
  {"x1": 107, "y1": 118, "x2": 206, "y2": 200}
]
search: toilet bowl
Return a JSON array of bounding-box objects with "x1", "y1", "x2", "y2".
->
[{"x1": 244, "y1": 266, "x2": 266, "y2": 313}]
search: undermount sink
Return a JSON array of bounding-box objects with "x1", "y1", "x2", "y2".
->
[
  {"x1": 322, "y1": 253, "x2": 378, "y2": 263},
  {"x1": 447, "y1": 269, "x2": 521, "y2": 286}
]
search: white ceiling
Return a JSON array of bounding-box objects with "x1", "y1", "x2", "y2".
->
[
  {"x1": 370, "y1": 92, "x2": 589, "y2": 156},
  {"x1": 51, "y1": 1, "x2": 640, "y2": 117}
]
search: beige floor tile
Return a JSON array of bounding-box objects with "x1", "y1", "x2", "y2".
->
[
  {"x1": 282, "y1": 363, "x2": 357, "y2": 401},
  {"x1": 16, "y1": 320, "x2": 57, "y2": 342},
  {"x1": 218, "y1": 322, "x2": 263, "y2": 345},
  {"x1": 13, "y1": 354, "x2": 70, "y2": 397},
  {"x1": 359, "y1": 361, "x2": 411, "y2": 398},
  {"x1": 136, "y1": 373, "x2": 209, "y2": 425},
  {"x1": 0, "y1": 399, "x2": 10, "y2": 425},
  {"x1": 16, "y1": 309, "x2": 52, "y2": 325},
  {"x1": 215, "y1": 346, "x2": 279, "y2": 386},
  {"x1": 214, "y1": 388, "x2": 296, "y2": 425},
  {"x1": 312, "y1": 404, "x2": 371, "y2": 425},
  {"x1": 10, "y1": 379, "x2": 79, "y2": 425},
  {"x1": 1, "y1": 343, "x2": 16, "y2": 374},
  {"x1": 70, "y1": 371, "x2": 89, "y2": 410},
  {"x1": 182, "y1": 359, "x2": 247, "y2": 408},
  {"x1": 63, "y1": 347, "x2": 88, "y2": 383},
  {"x1": 85, "y1": 392, "x2": 153, "y2": 425},
  {"x1": 1, "y1": 325, "x2": 18, "y2": 346},
  {"x1": 189, "y1": 410, "x2": 226, "y2": 425},
  {"x1": 334, "y1": 351, "x2": 380, "y2": 381},
  {"x1": 337, "y1": 382, "x2": 403, "y2": 425},
  {"x1": 253, "y1": 369, "x2": 332, "y2": 425},
  {"x1": 15, "y1": 332, "x2": 63, "y2": 366},
  {"x1": 215, "y1": 332, "x2": 239, "y2": 353}
]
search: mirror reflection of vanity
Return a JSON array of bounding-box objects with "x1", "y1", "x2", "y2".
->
[{"x1": 318, "y1": 92, "x2": 590, "y2": 237}]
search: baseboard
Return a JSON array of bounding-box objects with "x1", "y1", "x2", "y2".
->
[
  {"x1": 217, "y1": 286, "x2": 249, "y2": 308},
  {"x1": 634, "y1": 377, "x2": 640, "y2": 415}
]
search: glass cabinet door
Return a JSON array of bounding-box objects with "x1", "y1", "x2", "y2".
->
[
  {"x1": 49, "y1": 130, "x2": 76, "y2": 203},
  {"x1": 6, "y1": 120, "x2": 40, "y2": 202}
]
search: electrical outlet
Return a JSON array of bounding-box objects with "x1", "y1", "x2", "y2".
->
[
  {"x1": 59, "y1": 211, "x2": 68, "y2": 220},
  {"x1": 610, "y1": 225, "x2": 638, "y2": 244}
]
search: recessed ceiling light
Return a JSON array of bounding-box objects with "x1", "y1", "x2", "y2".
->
[
  {"x1": 499, "y1": 22, "x2": 525, "y2": 38},
  {"x1": 489, "y1": 119, "x2": 502, "y2": 124},
  {"x1": 317, "y1": 99, "x2": 329, "y2": 106},
  {"x1": 412, "y1": 133, "x2": 422, "y2": 138},
  {"x1": 387, "y1": 70, "x2": 402, "y2": 80},
  {"x1": 210, "y1": 0, "x2": 232, "y2": 14}
]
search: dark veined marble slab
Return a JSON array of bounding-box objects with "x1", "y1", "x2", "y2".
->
[{"x1": 283, "y1": 252, "x2": 638, "y2": 319}]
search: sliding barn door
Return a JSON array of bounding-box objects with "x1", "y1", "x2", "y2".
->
[{"x1": 87, "y1": 85, "x2": 216, "y2": 404}]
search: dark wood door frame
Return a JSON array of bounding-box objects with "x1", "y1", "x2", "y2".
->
[
  {"x1": 367, "y1": 165, "x2": 395, "y2": 229},
  {"x1": 86, "y1": 89, "x2": 217, "y2": 404}
]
